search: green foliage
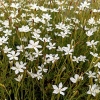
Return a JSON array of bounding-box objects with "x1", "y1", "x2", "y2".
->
[{"x1": 0, "y1": 0, "x2": 100, "y2": 100}]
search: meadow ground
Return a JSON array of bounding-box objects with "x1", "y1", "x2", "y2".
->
[{"x1": 0, "y1": 0, "x2": 100, "y2": 100}]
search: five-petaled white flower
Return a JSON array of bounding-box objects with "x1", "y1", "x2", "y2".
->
[
  {"x1": 87, "y1": 84, "x2": 100, "y2": 97},
  {"x1": 7, "y1": 51, "x2": 20, "y2": 60},
  {"x1": 34, "y1": 71, "x2": 43, "y2": 80},
  {"x1": 0, "y1": 36, "x2": 8, "y2": 45},
  {"x1": 86, "y1": 71, "x2": 96, "y2": 78},
  {"x1": 52, "y1": 82, "x2": 68, "y2": 95},
  {"x1": 86, "y1": 40, "x2": 99, "y2": 48},
  {"x1": 25, "y1": 40, "x2": 42, "y2": 51},
  {"x1": 46, "y1": 42, "x2": 56, "y2": 50},
  {"x1": 3, "y1": 46, "x2": 12, "y2": 53},
  {"x1": 11, "y1": 61, "x2": 26, "y2": 74},
  {"x1": 63, "y1": 44, "x2": 74, "y2": 55}
]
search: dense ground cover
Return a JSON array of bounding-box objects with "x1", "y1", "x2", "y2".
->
[{"x1": 0, "y1": 0, "x2": 100, "y2": 100}]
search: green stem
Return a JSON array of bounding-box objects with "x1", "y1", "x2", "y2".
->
[{"x1": 57, "y1": 93, "x2": 60, "y2": 100}]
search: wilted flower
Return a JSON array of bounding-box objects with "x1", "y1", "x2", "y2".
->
[
  {"x1": 70, "y1": 74, "x2": 83, "y2": 83},
  {"x1": 27, "y1": 69, "x2": 36, "y2": 78},
  {"x1": 14, "y1": 74, "x2": 23, "y2": 82}
]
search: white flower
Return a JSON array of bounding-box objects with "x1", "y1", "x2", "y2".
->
[
  {"x1": 27, "y1": 69, "x2": 36, "y2": 78},
  {"x1": 88, "y1": 17, "x2": 96, "y2": 25},
  {"x1": 10, "y1": 3, "x2": 21, "y2": 9},
  {"x1": 79, "y1": 55, "x2": 87, "y2": 62},
  {"x1": 7, "y1": 51, "x2": 20, "y2": 60},
  {"x1": 32, "y1": 33, "x2": 40, "y2": 40},
  {"x1": 55, "y1": 22, "x2": 66, "y2": 30},
  {"x1": 43, "y1": 55, "x2": 51, "y2": 64},
  {"x1": 86, "y1": 71, "x2": 96, "y2": 78},
  {"x1": 95, "y1": 72, "x2": 100, "y2": 83},
  {"x1": 25, "y1": 40, "x2": 42, "y2": 51},
  {"x1": 86, "y1": 40, "x2": 99, "y2": 47},
  {"x1": 39, "y1": 6, "x2": 48, "y2": 11},
  {"x1": 55, "y1": 1, "x2": 64, "y2": 5},
  {"x1": 31, "y1": 29, "x2": 41, "y2": 34},
  {"x1": 18, "y1": 25, "x2": 31, "y2": 32},
  {"x1": 16, "y1": 45, "x2": 24, "y2": 52},
  {"x1": 2, "y1": 20, "x2": 9, "y2": 28},
  {"x1": 47, "y1": 54, "x2": 59, "y2": 63},
  {"x1": 63, "y1": 44, "x2": 74, "y2": 55},
  {"x1": 46, "y1": 42, "x2": 56, "y2": 50},
  {"x1": 90, "y1": 52, "x2": 99, "y2": 58},
  {"x1": 52, "y1": 82, "x2": 68, "y2": 95},
  {"x1": 86, "y1": 30, "x2": 94, "y2": 37},
  {"x1": 94, "y1": 62, "x2": 100, "y2": 68},
  {"x1": 81, "y1": 1, "x2": 90, "y2": 8},
  {"x1": 38, "y1": 64, "x2": 48, "y2": 73},
  {"x1": 0, "y1": 36, "x2": 8, "y2": 45},
  {"x1": 87, "y1": 84, "x2": 100, "y2": 97},
  {"x1": 27, "y1": 54, "x2": 36, "y2": 61},
  {"x1": 0, "y1": 27, "x2": 3, "y2": 31},
  {"x1": 20, "y1": 37, "x2": 27, "y2": 42},
  {"x1": 34, "y1": 71, "x2": 43, "y2": 80},
  {"x1": 57, "y1": 46, "x2": 63, "y2": 52},
  {"x1": 3, "y1": 46, "x2": 12, "y2": 53},
  {"x1": 30, "y1": 3, "x2": 39, "y2": 10},
  {"x1": 33, "y1": 17, "x2": 41, "y2": 23},
  {"x1": 40, "y1": 36, "x2": 52, "y2": 43},
  {"x1": 72, "y1": 56, "x2": 80, "y2": 63},
  {"x1": 58, "y1": 31, "x2": 68, "y2": 38},
  {"x1": 14, "y1": 74, "x2": 23, "y2": 82},
  {"x1": 42, "y1": 13, "x2": 51, "y2": 21},
  {"x1": 3, "y1": 29, "x2": 12, "y2": 36},
  {"x1": 78, "y1": 1, "x2": 90, "y2": 10},
  {"x1": 86, "y1": 40, "x2": 99, "y2": 50},
  {"x1": 11, "y1": 61, "x2": 26, "y2": 74},
  {"x1": 46, "y1": 27, "x2": 53, "y2": 32},
  {"x1": 33, "y1": 49, "x2": 42, "y2": 58},
  {"x1": 70, "y1": 74, "x2": 83, "y2": 83},
  {"x1": 73, "y1": 55, "x2": 87, "y2": 63}
]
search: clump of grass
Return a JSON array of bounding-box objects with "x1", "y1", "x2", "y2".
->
[{"x1": 0, "y1": 0, "x2": 100, "y2": 100}]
